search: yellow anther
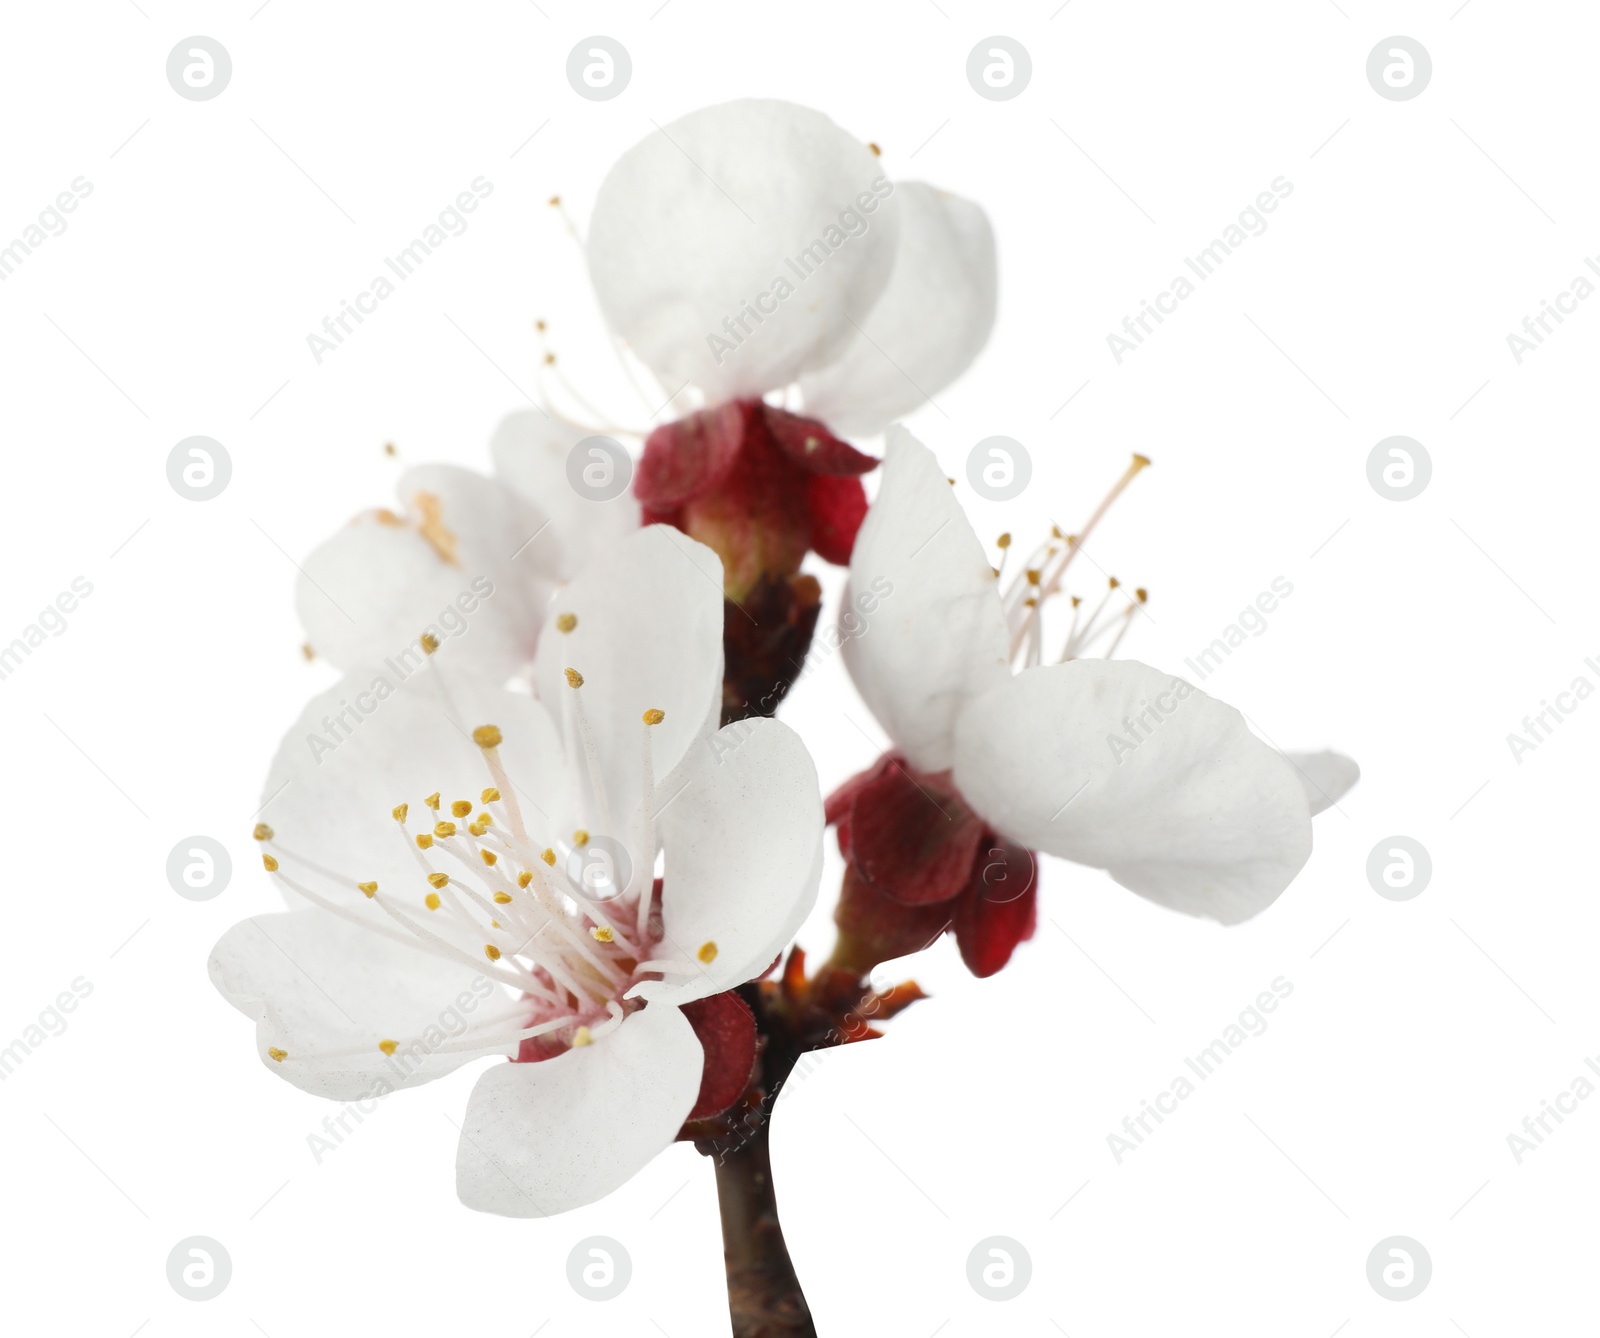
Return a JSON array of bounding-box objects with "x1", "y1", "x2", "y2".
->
[
  {"x1": 481, "y1": 788, "x2": 500, "y2": 804},
  {"x1": 1024, "y1": 597, "x2": 1038, "y2": 608},
  {"x1": 868, "y1": 141, "x2": 882, "y2": 156},
  {"x1": 548, "y1": 195, "x2": 561, "y2": 207},
  {"x1": 468, "y1": 823, "x2": 487, "y2": 837},
  {"x1": 1135, "y1": 587, "x2": 1148, "y2": 603},
  {"x1": 427, "y1": 873, "x2": 448, "y2": 889},
  {"x1": 253, "y1": 823, "x2": 273, "y2": 841},
  {"x1": 642, "y1": 708, "x2": 665, "y2": 726},
  {"x1": 511, "y1": 871, "x2": 529, "y2": 890},
  {"x1": 392, "y1": 803, "x2": 408, "y2": 823},
  {"x1": 492, "y1": 919, "x2": 501, "y2": 928},
  {"x1": 493, "y1": 891, "x2": 512, "y2": 904},
  {"x1": 358, "y1": 881, "x2": 377, "y2": 898},
  {"x1": 434, "y1": 822, "x2": 457, "y2": 839},
  {"x1": 476, "y1": 812, "x2": 491, "y2": 826},
  {"x1": 451, "y1": 800, "x2": 472, "y2": 818},
  {"x1": 421, "y1": 632, "x2": 440, "y2": 655},
  {"x1": 425, "y1": 792, "x2": 440, "y2": 810},
  {"x1": 1025, "y1": 568, "x2": 1041, "y2": 586},
  {"x1": 698, "y1": 940, "x2": 719, "y2": 964},
  {"x1": 1108, "y1": 576, "x2": 1121, "y2": 589},
  {"x1": 301, "y1": 643, "x2": 314, "y2": 661},
  {"x1": 556, "y1": 612, "x2": 577, "y2": 634},
  {"x1": 416, "y1": 833, "x2": 434, "y2": 850},
  {"x1": 541, "y1": 848, "x2": 556, "y2": 866},
  {"x1": 592, "y1": 926, "x2": 614, "y2": 943},
  {"x1": 1071, "y1": 595, "x2": 1082, "y2": 608},
  {"x1": 997, "y1": 533, "x2": 1012, "y2": 550},
  {"x1": 571, "y1": 1026, "x2": 592, "y2": 1047},
  {"x1": 267, "y1": 1048, "x2": 287, "y2": 1063},
  {"x1": 424, "y1": 892, "x2": 441, "y2": 911},
  {"x1": 262, "y1": 854, "x2": 279, "y2": 872},
  {"x1": 1132, "y1": 453, "x2": 1152, "y2": 469},
  {"x1": 378, "y1": 1040, "x2": 398, "y2": 1056},
  {"x1": 1051, "y1": 524, "x2": 1064, "y2": 540},
  {"x1": 383, "y1": 441, "x2": 397, "y2": 456},
  {"x1": 480, "y1": 850, "x2": 498, "y2": 867},
  {"x1": 484, "y1": 945, "x2": 501, "y2": 961},
  {"x1": 472, "y1": 725, "x2": 502, "y2": 749},
  {"x1": 564, "y1": 667, "x2": 584, "y2": 689},
  {"x1": 573, "y1": 829, "x2": 589, "y2": 848}
]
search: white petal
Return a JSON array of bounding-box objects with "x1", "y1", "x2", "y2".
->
[
  {"x1": 490, "y1": 410, "x2": 640, "y2": 581},
  {"x1": 634, "y1": 718, "x2": 824, "y2": 1007},
  {"x1": 209, "y1": 909, "x2": 513, "y2": 1100},
  {"x1": 532, "y1": 526, "x2": 724, "y2": 840},
  {"x1": 952, "y1": 661, "x2": 1314, "y2": 925},
  {"x1": 842, "y1": 426, "x2": 1010, "y2": 772},
  {"x1": 800, "y1": 182, "x2": 997, "y2": 435},
  {"x1": 259, "y1": 671, "x2": 572, "y2": 912},
  {"x1": 297, "y1": 464, "x2": 558, "y2": 680},
  {"x1": 1284, "y1": 750, "x2": 1360, "y2": 816},
  {"x1": 455, "y1": 1002, "x2": 701, "y2": 1217},
  {"x1": 586, "y1": 99, "x2": 900, "y2": 400}
]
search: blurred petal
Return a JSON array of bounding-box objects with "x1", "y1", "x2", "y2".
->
[
  {"x1": 455, "y1": 1002, "x2": 701, "y2": 1217},
  {"x1": 531, "y1": 526, "x2": 725, "y2": 836},
  {"x1": 297, "y1": 464, "x2": 557, "y2": 680},
  {"x1": 801, "y1": 182, "x2": 997, "y2": 435},
  {"x1": 260, "y1": 671, "x2": 571, "y2": 912},
  {"x1": 843, "y1": 427, "x2": 1010, "y2": 772},
  {"x1": 587, "y1": 99, "x2": 899, "y2": 400},
  {"x1": 490, "y1": 410, "x2": 639, "y2": 581},
  {"x1": 952, "y1": 661, "x2": 1314, "y2": 925},
  {"x1": 1283, "y1": 750, "x2": 1360, "y2": 816},
  {"x1": 637, "y1": 717, "x2": 823, "y2": 1006},
  {"x1": 209, "y1": 909, "x2": 512, "y2": 1100}
]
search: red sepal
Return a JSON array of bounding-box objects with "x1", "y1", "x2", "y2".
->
[
  {"x1": 847, "y1": 758, "x2": 985, "y2": 906},
  {"x1": 635, "y1": 400, "x2": 749, "y2": 510},
  {"x1": 762, "y1": 405, "x2": 878, "y2": 476},
  {"x1": 680, "y1": 991, "x2": 759, "y2": 1121},
  {"x1": 954, "y1": 839, "x2": 1039, "y2": 978},
  {"x1": 806, "y1": 473, "x2": 869, "y2": 566}
]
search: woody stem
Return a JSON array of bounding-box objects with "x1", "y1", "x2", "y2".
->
[{"x1": 709, "y1": 991, "x2": 816, "y2": 1337}]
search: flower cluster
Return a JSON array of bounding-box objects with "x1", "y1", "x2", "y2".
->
[{"x1": 211, "y1": 99, "x2": 1354, "y2": 1267}]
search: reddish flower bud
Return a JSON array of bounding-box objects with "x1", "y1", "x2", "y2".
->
[{"x1": 825, "y1": 756, "x2": 1040, "y2": 980}]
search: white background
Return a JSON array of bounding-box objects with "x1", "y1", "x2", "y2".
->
[{"x1": 1, "y1": 2, "x2": 1594, "y2": 1334}]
